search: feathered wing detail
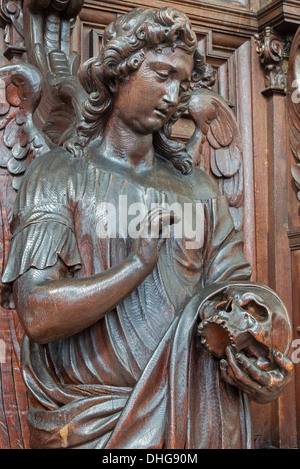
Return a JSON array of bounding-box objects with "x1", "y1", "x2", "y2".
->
[
  {"x1": 0, "y1": 63, "x2": 51, "y2": 190},
  {"x1": 287, "y1": 26, "x2": 300, "y2": 201},
  {"x1": 0, "y1": 2, "x2": 86, "y2": 449},
  {"x1": 187, "y1": 88, "x2": 243, "y2": 230},
  {"x1": 0, "y1": 62, "x2": 51, "y2": 448}
]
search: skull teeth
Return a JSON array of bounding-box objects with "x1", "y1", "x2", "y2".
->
[{"x1": 198, "y1": 314, "x2": 239, "y2": 356}]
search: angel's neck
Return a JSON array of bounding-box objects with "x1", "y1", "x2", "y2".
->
[{"x1": 98, "y1": 113, "x2": 155, "y2": 170}]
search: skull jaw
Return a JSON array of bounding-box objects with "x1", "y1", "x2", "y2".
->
[
  {"x1": 198, "y1": 320, "x2": 235, "y2": 358},
  {"x1": 198, "y1": 315, "x2": 274, "y2": 370}
]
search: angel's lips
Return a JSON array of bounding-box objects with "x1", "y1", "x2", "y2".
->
[{"x1": 154, "y1": 108, "x2": 169, "y2": 119}]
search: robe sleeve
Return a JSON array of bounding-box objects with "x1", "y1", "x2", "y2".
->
[
  {"x1": 202, "y1": 196, "x2": 252, "y2": 285},
  {"x1": 2, "y1": 203, "x2": 81, "y2": 285},
  {"x1": 1, "y1": 151, "x2": 82, "y2": 308}
]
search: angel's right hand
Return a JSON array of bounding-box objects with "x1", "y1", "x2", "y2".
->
[{"x1": 131, "y1": 207, "x2": 180, "y2": 273}]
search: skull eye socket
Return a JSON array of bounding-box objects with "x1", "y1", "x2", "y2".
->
[
  {"x1": 241, "y1": 300, "x2": 269, "y2": 322},
  {"x1": 216, "y1": 297, "x2": 233, "y2": 313}
]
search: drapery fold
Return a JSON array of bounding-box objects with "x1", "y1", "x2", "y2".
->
[
  {"x1": 1, "y1": 150, "x2": 253, "y2": 448},
  {"x1": 22, "y1": 287, "x2": 252, "y2": 449}
]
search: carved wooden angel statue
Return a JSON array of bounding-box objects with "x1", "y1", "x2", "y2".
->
[{"x1": 0, "y1": 5, "x2": 293, "y2": 449}]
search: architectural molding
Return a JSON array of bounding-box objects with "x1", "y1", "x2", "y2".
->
[
  {"x1": 257, "y1": 0, "x2": 300, "y2": 33},
  {"x1": 0, "y1": 0, "x2": 25, "y2": 61},
  {"x1": 288, "y1": 229, "x2": 300, "y2": 251},
  {"x1": 255, "y1": 26, "x2": 292, "y2": 95}
]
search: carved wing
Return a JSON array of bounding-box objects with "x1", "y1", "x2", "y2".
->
[
  {"x1": 0, "y1": 1, "x2": 86, "y2": 449},
  {"x1": 287, "y1": 26, "x2": 300, "y2": 201},
  {"x1": 0, "y1": 63, "x2": 51, "y2": 190},
  {"x1": 187, "y1": 87, "x2": 243, "y2": 230},
  {"x1": 0, "y1": 61, "x2": 52, "y2": 448}
]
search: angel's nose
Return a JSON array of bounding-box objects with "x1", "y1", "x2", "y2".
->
[{"x1": 163, "y1": 81, "x2": 180, "y2": 108}]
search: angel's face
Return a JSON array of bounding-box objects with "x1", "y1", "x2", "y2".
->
[{"x1": 113, "y1": 46, "x2": 194, "y2": 135}]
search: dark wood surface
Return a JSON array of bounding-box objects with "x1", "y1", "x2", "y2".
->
[{"x1": 0, "y1": 0, "x2": 299, "y2": 449}]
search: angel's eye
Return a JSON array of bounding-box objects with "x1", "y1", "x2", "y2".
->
[
  {"x1": 180, "y1": 84, "x2": 189, "y2": 94},
  {"x1": 155, "y1": 70, "x2": 169, "y2": 80}
]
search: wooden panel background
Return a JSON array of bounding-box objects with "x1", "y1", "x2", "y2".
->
[{"x1": 0, "y1": 0, "x2": 300, "y2": 449}]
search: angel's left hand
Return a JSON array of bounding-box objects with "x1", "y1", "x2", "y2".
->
[{"x1": 220, "y1": 346, "x2": 294, "y2": 404}]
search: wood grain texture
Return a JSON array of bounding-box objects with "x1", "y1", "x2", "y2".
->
[
  {"x1": 0, "y1": 0, "x2": 299, "y2": 449},
  {"x1": 0, "y1": 170, "x2": 30, "y2": 449},
  {"x1": 286, "y1": 25, "x2": 300, "y2": 450}
]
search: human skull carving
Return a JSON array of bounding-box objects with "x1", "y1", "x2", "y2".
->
[{"x1": 197, "y1": 283, "x2": 291, "y2": 370}]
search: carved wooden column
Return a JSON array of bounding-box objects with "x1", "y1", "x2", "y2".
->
[
  {"x1": 0, "y1": 0, "x2": 298, "y2": 450},
  {"x1": 0, "y1": 1, "x2": 25, "y2": 64},
  {"x1": 255, "y1": 26, "x2": 297, "y2": 449},
  {"x1": 287, "y1": 25, "x2": 300, "y2": 449}
]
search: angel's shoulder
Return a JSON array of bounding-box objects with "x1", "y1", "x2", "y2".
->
[
  {"x1": 14, "y1": 148, "x2": 86, "y2": 212},
  {"x1": 187, "y1": 166, "x2": 222, "y2": 201},
  {"x1": 19, "y1": 147, "x2": 88, "y2": 194},
  {"x1": 24, "y1": 147, "x2": 83, "y2": 179}
]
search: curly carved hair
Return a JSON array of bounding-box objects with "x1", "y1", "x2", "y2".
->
[{"x1": 76, "y1": 7, "x2": 205, "y2": 174}]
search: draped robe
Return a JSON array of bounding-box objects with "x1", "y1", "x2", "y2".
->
[{"x1": 2, "y1": 148, "x2": 253, "y2": 449}]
